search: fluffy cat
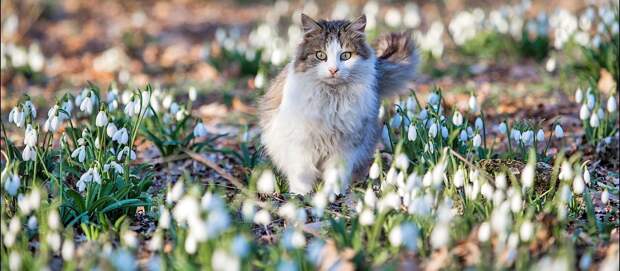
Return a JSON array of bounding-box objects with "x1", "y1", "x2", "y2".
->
[{"x1": 259, "y1": 14, "x2": 418, "y2": 194}]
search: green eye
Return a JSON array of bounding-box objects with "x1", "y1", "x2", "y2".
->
[
  {"x1": 315, "y1": 51, "x2": 327, "y2": 61},
  {"x1": 340, "y1": 52, "x2": 352, "y2": 61}
]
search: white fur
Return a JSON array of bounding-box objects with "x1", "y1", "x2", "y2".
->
[{"x1": 262, "y1": 47, "x2": 379, "y2": 194}]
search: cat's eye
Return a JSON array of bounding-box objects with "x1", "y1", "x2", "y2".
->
[
  {"x1": 340, "y1": 52, "x2": 352, "y2": 61},
  {"x1": 315, "y1": 51, "x2": 327, "y2": 61}
]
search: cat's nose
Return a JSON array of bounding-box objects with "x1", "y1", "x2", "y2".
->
[{"x1": 328, "y1": 67, "x2": 339, "y2": 75}]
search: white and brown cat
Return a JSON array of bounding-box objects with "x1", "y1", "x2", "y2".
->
[{"x1": 259, "y1": 14, "x2": 418, "y2": 194}]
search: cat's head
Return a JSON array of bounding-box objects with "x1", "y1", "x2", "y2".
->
[{"x1": 294, "y1": 14, "x2": 373, "y2": 85}]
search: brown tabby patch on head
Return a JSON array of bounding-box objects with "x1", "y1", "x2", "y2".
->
[{"x1": 294, "y1": 15, "x2": 372, "y2": 72}]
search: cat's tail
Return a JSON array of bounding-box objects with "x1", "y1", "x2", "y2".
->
[{"x1": 374, "y1": 31, "x2": 418, "y2": 98}]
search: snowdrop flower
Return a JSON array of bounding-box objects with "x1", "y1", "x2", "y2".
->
[
  {"x1": 390, "y1": 223, "x2": 418, "y2": 251},
  {"x1": 166, "y1": 181, "x2": 184, "y2": 204},
  {"x1": 359, "y1": 208, "x2": 375, "y2": 226},
  {"x1": 9, "y1": 251, "x2": 21, "y2": 271},
  {"x1": 8, "y1": 106, "x2": 25, "y2": 127},
  {"x1": 188, "y1": 86, "x2": 198, "y2": 101},
  {"x1": 453, "y1": 168, "x2": 465, "y2": 188},
  {"x1": 521, "y1": 163, "x2": 535, "y2": 189},
  {"x1": 407, "y1": 124, "x2": 417, "y2": 141},
  {"x1": 386, "y1": 167, "x2": 398, "y2": 185},
  {"x1": 112, "y1": 128, "x2": 129, "y2": 145},
  {"x1": 586, "y1": 93, "x2": 595, "y2": 109},
  {"x1": 124, "y1": 98, "x2": 139, "y2": 117},
  {"x1": 583, "y1": 168, "x2": 591, "y2": 185},
  {"x1": 368, "y1": 162, "x2": 380, "y2": 180},
  {"x1": 62, "y1": 239, "x2": 75, "y2": 261},
  {"x1": 364, "y1": 188, "x2": 377, "y2": 208},
  {"x1": 559, "y1": 161, "x2": 573, "y2": 181},
  {"x1": 418, "y1": 109, "x2": 428, "y2": 120},
  {"x1": 377, "y1": 192, "x2": 401, "y2": 212},
  {"x1": 607, "y1": 95, "x2": 617, "y2": 112},
  {"x1": 499, "y1": 122, "x2": 508, "y2": 134},
  {"x1": 77, "y1": 168, "x2": 93, "y2": 192},
  {"x1": 429, "y1": 123, "x2": 438, "y2": 138},
  {"x1": 4, "y1": 174, "x2": 20, "y2": 196},
  {"x1": 521, "y1": 130, "x2": 534, "y2": 146},
  {"x1": 573, "y1": 175, "x2": 585, "y2": 195},
  {"x1": 427, "y1": 92, "x2": 440, "y2": 105},
  {"x1": 24, "y1": 125, "x2": 37, "y2": 147},
  {"x1": 282, "y1": 229, "x2": 306, "y2": 249},
  {"x1": 536, "y1": 129, "x2": 545, "y2": 142},
  {"x1": 589, "y1": 113, "x2": 600, "y2": 127},
  {"x1": 103, "y1": 161, "x2": 124, "y2": 174},
  {"x1": 511, "y1": 129, "x2": 521, "y2": 142},
  {"x1": 390, "y1": 114, "x2": 402, "y2": 128},
  {"x1": 575, "y1": 87, "x2": 583, "y2": 103},
  {"x1": 431, "y1": 224, "x2": 450, "y2": 248},
  {"x1": 395, "y1": 153, "x2": 409, "y2": 171},
  {"x1": 601, "y1": 189, "x2": 609, "y2": 204},
  {"x1": 312, "y1": 192, "x2": 328, "y2": 217},
  {"x1": 579, "y1": 104, "x2": 590, "y2": 120},
  {"x1": 253, "y1": 209, "x2": 271, "y2": 226},
  {"x1": 520, "y1": 221, "x2": 534, "y2": 241},
  {"x1": 257, "y1": 169, "x2": 275, "y2": 194},
  {"x1": 106, "y1": 123, "x2": 118, "y2": 138},
  {"x1": 193, "y1": 122, "x2": 208, "y2": 138},
  {"x1": 481, "y1": 182, "x2": 494, "y2": 199},
  {"x1": 22, "y1": 145, "x2": 36, "y2": 161},
  {"x1": 597, "y1": 107, "x2": 605, "y2": 120},
  {"x1": 468, "y1": 95, "x2": 478, "y2": 112},
  {"x1": 95, "y1": 111, "x2": 108, "y2": 127},
  {"x1": 441, "y1": 126, "x2": 448, "y2": 139},
  {"x1": 116, "y1": 146, "x2": 136, "y2": 161},
  {"x1": 158, "y1": 207, "x2": 171, "y2": 229},
  {"x1": 474, "y1": 117, "x2": 484, "y2": 131},
  {"x1": 473, "y1": 134, "x2": 482, "y2": 147},
  {"x1": 478, "y1": 222, "x2": 491, "y2": 242},
  {"x1": 458, "y1": 130, "x2": 468, "y2": 142},
  {"x1": 71, "y1": 145, "x2": 86, "y2": 163},
  {"x1": 554, "y1": 124, "x2": 564, "y2": 138},
  {"x1": 452, "y1": 111, "x2": 463, "y2": 126},
  {"x1": 80, "y1": 95, "x2": 95, "y2": 114}
]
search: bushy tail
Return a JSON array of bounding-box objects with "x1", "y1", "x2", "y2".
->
[{"x1": 374, "y1": 31, "x2": 418, "y2": 98}]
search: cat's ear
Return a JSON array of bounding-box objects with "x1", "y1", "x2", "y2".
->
[
  {"x1": 347, "y1": 14, "x2": 366, "y2": 33},
  {"x1": 301, "y1": 13, "x2": 321, "y2": 34}
]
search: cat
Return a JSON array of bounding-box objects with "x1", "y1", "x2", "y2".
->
[{"x1": 258, "y1": 13, "x2": 418, "y2": 194}]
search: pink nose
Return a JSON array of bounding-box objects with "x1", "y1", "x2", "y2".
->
[{"x1": 328, "y1": 67, "x2": 339, "y2": 75}]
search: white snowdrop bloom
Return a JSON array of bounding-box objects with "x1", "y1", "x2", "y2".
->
[
  {"x1": 4, "y1": 174, "x2": 20, "y2": 196},
  {"x1": 388, "y1": 224, "x2": 403, "y2": 247},
  {"x1": 478, "y1": 222, "x2": 491, "y2": 242},
  {"x1": 407, "y1": 124, "x2": 417, "y2": 141},
  {"x1": 62, "y1": 239, "x2": 75, "y2": 261},
  {"x1": 452, "y1": 111, "x2": 463, "y2": 126},
  {"x1": 458, "y1": 130, "x2": 468, "y2": 142},
  {"x1": 589, "y1": 113, "x2": 600, "y2": 127},
  {"x1": 282, "y1": 229, "x2": 306, "y2": 249},
  {"x1": 9, "y1": 251, "x2": 21, "y2": 271},
  {"x1": 536, "y1": 129, "x2": 545, "y2": 142},
  {"x1": 575, "y1": 88, "x2": 584, "y2": 103},
  {"x1": 23, "y1": 100, "x2": 37, "y2": 118},
  {"x1": 175, "y1": 108, "x2": 188, "y2": 121},
  {"x1": 468, "y1": 95, "x2": 478, "y2": 112},
  {"x1": 559, "y1": 184, "x2": 572, "y2": 203},
  {"x1": 427, "y1": 92, "x2": 440, "y2": 105},
  {"x1": 586, "y1": 93, "x2": 595, "y2": 109},
  {"x1": 368, "y1": 162, "x2": 380, "y2": 179},
  {"x1": 22, "y1": 145, "x2": 36, "y2": 161},
  {"x1": 431, "y1": 224, "x2": 450, "y2": 248},
  {"x1": 520, "y1": 221, "x2": 534, "y2": 241},
  {"x1": 545, "y1": 57, "x2": 556, "y2": 72},
  {"x1": 441, "y1": 126, "x2": 449, "y2": 139},
  {"x1": 188, "y1": 86, "x2": 198, "y2": 101},
  {"x1": 554, "y1": 124, "x2": 564, "y2": 138},
  {"x1": 582, "y1": 168, "x2": 591, "y2": 185},
  {"x1": 47, "y1": 232, "x2": 61, "y2": 252},
  {"x1": 601, "y1": 189, "x2": 609, "y2": 204},
  {"x1": 359, "y1": 208, "x2": 375, "y2": 226},
  {"x1": 521, "y1": 130, "x2": 534, "y2": 146},
  {"x1": 386, "y1": 167, "x2": 398, "y2": 185},
  {"x1": 559, "y1": 161, "x2": 573, "y2": 181},
  {"x1": 499, "y1": 122, "x2": 508, "y2": 134},
  {"x1": 106, "y1": 123, "x2": 118, "y2": 138},
  {"x1": 306, "y1": 239, "x2": 325, "y2": 266},
  {"x1": 257, "y1": 169, "x2": 276, "y2": 194},
  {"x1": 24, "y1": 125, "x2": 37, "y2": 147},
  {"x1": 378, "y1": 192, "x2": 401, "y2": 212},
  {"x1": 579, "y1": 254, "x2": 592, "y2": 271},
  {"x1": 241, "y1": 200, "x2": 256, "y2": 221},
  {"x1": 384, "y1": 8, "x2": 402, "y2": 27},
  {"x1": 453, "y1": 168, "x2": 465, "y2": 188},
  {"x1": 278, "y1": 202, "x2": 298, "y2": 222},
  {"x1": 521, "y1": 163, "x2": 535, "y2": 189},
  {"x1": 166, "y1": 181, "x2": 184, "y2": 204},
  {"x1": 71, "y1": 145, "x2": 86, "y2": 163},
  {"x1": 112, "y1": 128, "x2": 129, "y2": 145},
  {"x1": 511, "y1": 129, "x2": 521, "y2": 142},
  {"x1": 158, "y1": 207, "x2": 171, "y2": 229},
  {"x1": 48, "y1": 209, "x2": 61, "y2": 230},
  {"x1": 76, "y1": 168, "x2": 93, "y2": 192},
  {"x1": 124, "y1": 99, "x2": 137, "y2": 117},
  {"x1": 253, "y1": 209, "x2": 271, "y2": 226},
  {"x1": 232, "y1": 235, "x2": 250, "y2": 258},
  {"x1": 390, "y1": 114, "x2": 402, "y2": 128},
  {"x1": 607, "y1": 95, "x2": 617, "y2": 112},
  {"x1": 122, "y1": 230, "x2": 139, "y2": 248},
  {"x1": 491, "y1": 202, "x2": 512, "y2": 235},
  {"x1": 27, "y1": 216, "x2": 37, "y2": 230},
  {"x1": 406, "y1": 97, "x2": 416, "y2": 111},
  {"x1": 481, "y1": 182, "x2": 494, "y2": 199},
  {"x1": 429, "y1": 123, "x2": 438, "y2": 138},
  {"x1": 184, "y1": 235, "x2": 197, "y2": 254},
  {"x1": 597, "y1": 107, "x2": 605, "y2": 120},
  {"x1": 364, "y1": 188, "x2": 377, "y2": 209},
  {"x1": 418, "y1": 109, "x2": 428, "y2": 120},
  {"x1": 395, "y1": 153, "x2": 409, "y2": 171},
  {"x1": 80, "y1": 96, "x2": 94, "y2": 114},
  {"x1": 472, "y1": 134, "x2": 482, "y2": 148},
  {"x1": 193, "y1": 122, "x2": 208, "y2": 138},
  {"x1": 579, "y1": 104, "x2": 590, "y2": 120},
  {"x1": 312, "y1": 192, "x2": 328, "y2": 217},
  {"x1": 573, "y1": 175, "x2": 585, "y2": 195},
  {"x1": 474, "y1": 117, "x2": 484, "y2": 131},
  {"x1": 103, "y1": 161, "x2": 124, "y2": 174},
  {"x1": 116, "y1": 147, "x2": 136, "y2": 161},
  {"x1": 8, "y1": 107, "x2": 25, "y2": 127}
]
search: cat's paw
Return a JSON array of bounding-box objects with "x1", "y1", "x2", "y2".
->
[{"x1": 288, "y1": 179, "x2": 314, "y2": 195}]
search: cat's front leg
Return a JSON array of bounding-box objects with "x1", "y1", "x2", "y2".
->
[{"x1": 280, "y1": 146, "x2": 319, "y2": 195}]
